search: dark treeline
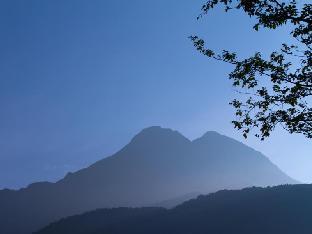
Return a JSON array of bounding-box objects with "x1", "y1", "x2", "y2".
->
[{"x1": 36, "y1": 184, "x2": 312, "y2": 234}]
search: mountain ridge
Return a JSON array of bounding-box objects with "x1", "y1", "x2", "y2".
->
[
  {"x1": 35, "y1": 184, "x2": 312, "y2": 234},
  {"x1": 0, "y1": 126, "x2": 296, "y2": 234}
]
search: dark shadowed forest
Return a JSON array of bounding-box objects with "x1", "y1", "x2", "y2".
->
[{"x1": 36, "y1": 184, "x2": 312, "y2": 234}]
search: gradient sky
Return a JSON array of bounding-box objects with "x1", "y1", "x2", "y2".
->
[{"x1": 0, "y1": 0, "x2": 311, "y2": 189}]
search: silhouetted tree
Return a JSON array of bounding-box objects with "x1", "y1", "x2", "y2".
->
[{"x1": 191, "y1": 0, "x2": 311, "y2": 140}]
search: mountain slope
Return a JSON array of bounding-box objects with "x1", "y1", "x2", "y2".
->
[
  {"x1": 0, "y1": 126, "x2": 296, "y2": 234},
  {"x1": 36, "y1": 184, "x2": 312, "y2": 234}
]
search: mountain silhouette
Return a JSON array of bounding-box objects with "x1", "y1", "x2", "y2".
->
[
  {"x1": 0, "y1": 126, "x2": 296, "y2": 234},
  {"x1": 35, "y1": 184, "x2": 312, "y2": 234}
]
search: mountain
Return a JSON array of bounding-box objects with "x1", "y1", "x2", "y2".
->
[
  {"x1": 0, "y1": 126, "x2": 296, "y2": 234},
  {"x1": 152, "y1": 192, "x2": 201, "y2": 208},
  {"x1": 35, "y1": 184, "x2": 312, "y2": 234}
]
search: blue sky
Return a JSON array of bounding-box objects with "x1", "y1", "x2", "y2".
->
[{"x1": 0, "y1": 0, "x2": 311, "y2": 189}]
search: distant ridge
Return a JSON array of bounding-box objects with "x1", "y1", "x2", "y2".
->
[
  {"x1": 36, "y1": 184, "x2": 312, "y2": 234},
  {"x1": 0, "y1": 126, "x2": 296, "y2": 234}
]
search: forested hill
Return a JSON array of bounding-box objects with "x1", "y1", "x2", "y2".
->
[{"x1": 37, "y1": 184, "x2": 312, "y2": 234}]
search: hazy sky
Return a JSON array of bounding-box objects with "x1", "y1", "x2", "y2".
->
[{"x1": 0, "y1": 0, "x2": 311, "y2": 189}]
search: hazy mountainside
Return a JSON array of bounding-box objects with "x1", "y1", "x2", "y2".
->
[
  {"x1": 0, "y1": 126, "x2": 296, "y2": 234},
  {"x1": 35, "y1": 184, "x2": 312, "y2": 234},
  {"x1": 152, "y1": 192, "x2": 201, "y2": 208}
]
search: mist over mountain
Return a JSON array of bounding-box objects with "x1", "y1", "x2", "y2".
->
[
  {"x1": 36, "y1": 184, "x2": 312, "y2": 234},
  {"x1": 0, "y1": 126, "x2": 296, "y2": 234}
]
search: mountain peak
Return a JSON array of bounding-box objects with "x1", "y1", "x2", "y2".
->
[
  {"x1": 130, "y1": 126, "x2": 190, "y2": 145},
  {"x1": 192, "y1": 130, "x2": 225, "y2": 143},
  {"x1": 201, "y1": 131, "x2": 223, "y2": 138}
]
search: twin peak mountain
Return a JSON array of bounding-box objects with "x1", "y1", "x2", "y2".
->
[{"x1": 0, "y1": 126, "x2": 296, "y2": 234}]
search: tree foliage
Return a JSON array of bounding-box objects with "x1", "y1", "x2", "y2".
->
[{"x1": 191, "y1": 0, "x2": 311, "y2": 140}]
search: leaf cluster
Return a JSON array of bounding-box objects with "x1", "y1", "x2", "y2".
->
[{"x1": 192, "y1": 0, "x2": 312, "y2": 139}]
